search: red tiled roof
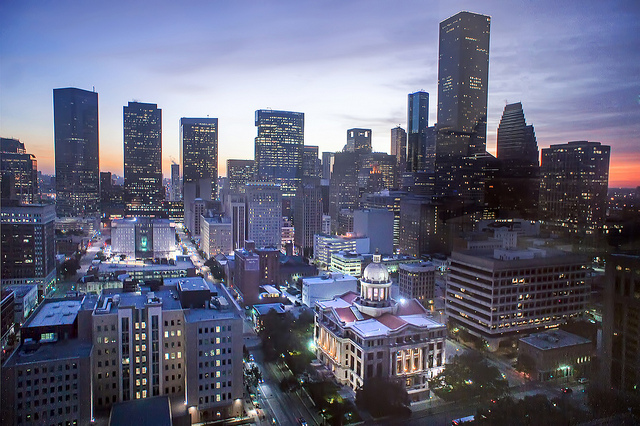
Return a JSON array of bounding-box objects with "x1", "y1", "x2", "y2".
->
[
  {"x1": 376, "y1": 313, "x2": 407, "y2": 330},
  {"x1": 339, "y1": 291, "x2": 359, "y2": 304},
  {"x1": 334, "y1": 307, "x2": 357, "y2": 323},
  {"x1": 397, "y1": 299, "x2": 427, "y2": 316}
]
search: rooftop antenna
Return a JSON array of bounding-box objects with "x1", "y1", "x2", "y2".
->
[{"x1": 92, "y1": 86, "x2": 95, "y2": 92}]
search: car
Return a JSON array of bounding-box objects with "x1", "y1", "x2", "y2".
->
[
  {"x1": 297, "y1": 418, "x2": 307, "y2": 426},
  {"x1": 561, "y1": 387, "x2": 573, "y2": 394},
  {"x1": 577, "y1": 377, "x2": 589, "y2": 384}
]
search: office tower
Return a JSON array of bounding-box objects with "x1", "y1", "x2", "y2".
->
[
  {"x1": 345, "y1": 128, "x2": 372, "y2": 154},
  {"x1": 353, "y1": 208, "x2": 394, "y2": 254},
  {"x1": 328, "y1": 152, "x2": 360, "y2": 230},
  {"x1": 399, "y1": 262, "x2": 436, "y2": 304},
  {"x1": 233, "y1": 248, "x2": 260, "y2": 305},
  {"x1": 321, "y1": 152, "x2": 335, "y2": 180},
  {"x1": 539, "y1": 141, "x2": 610, "y2": 236},
  {"x1": 110, "y1": 218, "x2": 175, "y2": 259},
  {"x1": 0, "y1": 138, "x2": 39, "y2": 204},
  {"x1": 53, "y1": 87, "x2": 100, "y2": 217},
  {"x1": 227, "y1": 159, "x2": 254, "y2": 194},
  {"x1": 254, "y1": 109, "x2": 304, "y2": 198},
  {"x1": 303, "y1": 145, "x2": 321, "y2": 178},
  {"x1": 445, "y1": 248, "x2": 589, "y2": 351},
  {"x1": 436, "y1": 12, "x2": 490, "y2": 201},
  {"x1": 124, "y1": 102, "x2": 163, "y2": 217},
  {"x1": 181, "y1": 117, "x2": 218, "y2": 231},
  {"x1": 1, "y1": 296, "x2": 94, "y2": 426},
  {"x1": 363, "y1": 191, "x2": 406, "y2": 250},
  {"x1": 294, "y1": 181, "x2": 323, "y2": 255},
  {"x1": 391, "y1": 126, "x2": 407, "y2": 183},
  {"x1": 407, "y1": 91, "x2": 431, "y2": 172},
  {"x1": 359, "y1": 152, "x2": 397, "y2": 192},
  {"x1": 245, "y1": 182, "x2": 282, "y2": 248},
  {"x1": 603, "y1": 254, "x2": 640, "y2": 392},
  {"x1": 226, "y1": 194, "x2": 246, "y2": 250},
  {"x1": 489, "y1": 102, "x2": 540, "y2": 218},
  {"x1": 201, "y1": 216, "x2": 232, "y2": 258},
  {"x1": 315, "y1": 255, "x2": 446, "y2": 399},
  {"x1": 0, "y1": 202, "x2": 56, "y2": 297},
  {"x1": 171, "y1": 163, "x2": 180, "y2": 201},
  {"x1": 255, "y1": 247, "x2": 280, "y2": 287},
  {"x1": 100, "y1": 171, "x2": 112, "y2": 205}
]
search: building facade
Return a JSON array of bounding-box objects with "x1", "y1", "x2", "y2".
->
[
  {"x1": 124, "y1": 102, "x2": 163, "y2": 217},
  {"x1": 314, "y1": 254, "x2": 446, "y2": 402},
  {"x1": 345, "y1": 128, "x2": 372, "y2": 154},
  {"x1": 407, "y1": 91, "x2": 431, "y2": 173},
  {"x1": 111, "y1": 218, "x2": 176, "y2": 260},
  {"x1": 1, "y1": 138, "x2": 39, "y2": 204},
  {"x1": 398, "y1": 262, "x2": 435, "y2": 304},
  {"x1": 53, "y1": 87, "x2": 100, "y2": 217},
  {"x1": 201, "y1": 216, "x2": 233, "y2": 258},
  {"x1": 226, "y1": 160, "x2": 254, "y2": 194},
  {"x1": 254, "y1": 110, "x2": 304, "y2": 198},
  {"x1": 246, "y1": 182, "x2": 282, "y2": 248},
  {"x1": 446, "y1": 248, "x2": 590, "y2": 350}
]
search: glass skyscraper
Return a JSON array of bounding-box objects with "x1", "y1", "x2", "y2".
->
[
  {"x1": 407, "y1": 91, "x2": 432, "y2": 172},
  {"x1": 180, "y1": 117, "x2": 218, "y2": 198},
  {"x1": 254, "y1": 109, "x2": 304, "y2": 198},
  {"x1": 123, "y1": 102, "x2": 163, "y2": 217},
  {"x1": 53, "y1": 87, "x2": 99, "y2": 217}
]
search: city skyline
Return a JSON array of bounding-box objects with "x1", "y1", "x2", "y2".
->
[{"x1": 1, "y1": 1, "x2": 639, "y2": 187}]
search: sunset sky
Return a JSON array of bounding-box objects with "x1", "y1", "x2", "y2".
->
[{"x1": 1, "y1": 0, "x2": 639, "y2": 187}]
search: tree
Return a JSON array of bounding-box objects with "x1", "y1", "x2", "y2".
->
[
  {"x1": 429, "y1": 352, "x2": 508, "y2": 401},
  {"x1": 356, "y1": 377, "x2": 410, "y2": 418},
  {"x1": 60, "y1": 257, "x2": 81, "y2": 278},
  {"x1": 476, "y1": 394, "x2": 577, "y2": 426}
]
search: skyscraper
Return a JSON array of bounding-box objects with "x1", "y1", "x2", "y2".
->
[
  {"x1": 294, "y1": 181, "x2": 323, "y2": 255},
  {"x1": 491, "y1": 102, "x2": 540, "y2": 218},
  {"x1": 435, "y1": 11, "x2": 490, "y2": 205},
  {"x1": 345, "y1": 128, "x2": 372, "y2": 154},
  {"x1": 407, "y1": 91, "x2": 430, "y2": 172},
  {"x1": 170, "y1": 163, "x2": 180, "y2": 201},
  {"x1": 246, "y1": 182, "x2": 282, "y2": 248},
  {"x1": 227, "y1": 159, "x2": 255, "y2": 194},
  {"x1": 436, "y1": 12, "x2": 490, "y2": 157},
  {"x1": 254, "y1": 110, "x2": 304, "y2": 198},
  {"x1": 497, "y1": 102, "x2": 538, "y2": 163},
  {"x1": 123, "y1": 102, "x2": 163, "y2": 217},
  {"x1": 321, "y1": 152, "x2": 335, "y2": 180},
  {"x1": 539, "y1": 141, "x2": 610, "y2": 237},
  {"x1": 0, "y1": 138, "x2": 38, "y2": 204},
  {"x1": 390, "y1": 126, "x2": 407, "y2": 170},
  {"x1": 181, "y1": 117, "x2": 218, "y2": 228},
  {"x1": 53, "y1": 87, "x2": 99, "y2": 217},
  {"x1": 303, "y1": 145, "x2": 321, "y2": 178}
]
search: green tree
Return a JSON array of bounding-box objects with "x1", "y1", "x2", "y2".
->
[
  {"x1": 60, "y1": 258, "x2": 81, "y2": 278},
  {"x1": 429, "y1": 352, "x2": 508, "y2": 401},
  {"x1": 356, "y1": 377, "x2": 410, "y2": 418}
]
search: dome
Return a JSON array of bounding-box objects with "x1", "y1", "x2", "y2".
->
[{"x1": 362, "y1": 261, "x2": 390, "y2": 284}]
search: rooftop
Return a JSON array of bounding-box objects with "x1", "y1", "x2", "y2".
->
[
  {"x1": 95, "y1": 258, "x2": 194, "y2": 274},
  {"x1": 109, "y1": 395, "x2": 172, "y2": 426},
  {"x1": 25, "y1": 299, "x2": 82, "y2": 328},
  {"x1": 4, "y1": 339, "x2": 92, "y2": 368},
  {"x1": 96, "y1": 287, "x2": 183, "y2": 314},
  {"x1": 520, "y1": 329, "x2": 591, "y2": 351}
]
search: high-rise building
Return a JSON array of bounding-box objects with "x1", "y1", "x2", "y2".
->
[
  {"x1": 407, "y1": 92, "x2": 431, "y2": 172},
  {"x1": 436, "y1": 12, "x2": 490, "y2": 157},
  {"x1": 435, "y1": 11, "x2": 490, "y2": 202},
  {"x1": 345, "y1": 128, "x2": 372, "y2": 154},
  {"x1": 603, "y1": 254, "x2": 640, "y2": 393},
  {"x1": 446, "y1": 248, "x2": 589, "y2": 350},
  {"x1": 329, "y1": 152, "x2": 359, "y2": 230},
  {"x1": 294, "y1": 181, "x2": 323, "y2": 254},
  {"x1": 123, "y1": 102, "x2": 163, "y2": 217},
  {"x1": 398, "y1": 262, "x2": 436, "y2": 304},
  {"x1": 353, "y1": 208, "x2": 394, "y2": 254},
  {"x1": 490, "y1": 102, "x2": 540, "y2": 218},
  {"x1": 254, "y1": 110, "x2": 304, "y2": 198},
  {"x1": 53, "y1": 87, "x2": 100, "y2": 217},
  {"x1": 246, "y1": 182, "x2": 282, "y2": 248},
  {"x1": 0, "y1": 202, "x2": 56, "y2": 297},
  {"x1": 390, "y1": 126, "x2": 407, "y2": 184},
  {"x1": 201, "y1": 216, "x2": 233, "y2": 258},
  {"x1": 227, "y1": 159, "x2": 254, "y2": 194},
  {"x1": 0, "y1": 138, "x2": 38, "y2": 204},
  {"x1": 303, "y1": 145, "x2": 321, "y2": 178},
  {"x1": 171, "y1": 163, "x2": 181, "y2": 201},
  {"x1": 359, "y1": 152, "x2": 397, "y2": 193},
  {"x1": 321, "y1": 152, "x2": 335, "y2": 180},
  {"x1": 226, "y1": 194, "x2": 247, "y2": 251},
  {"x1": 181, "y1": 118, "x2": 218, "y2": 230},
  {"x1": 110, "y1": 218, "x2": 175, "y2": 260},
  {"x1": 539, "y1": 141, "x2": 610, "y2": 237}
]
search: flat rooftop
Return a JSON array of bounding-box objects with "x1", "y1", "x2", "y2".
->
[
  {"x1": 96, "y1": 287, "x2": 183, "y2": 314},
  {"x1": 26, "y1": 299, "x2": 82, "y2": 328},
  {"x1": 109, "y1": 395, "x2": 172, "y2": 426},
  {"x1": 96, "y1": 258, "x2": 194, "y2": 273},
  {"x1": 4, "y1": 339, "x2": 92, "y2": 368},
  {"x1": 520, "y1": 329, "x2": 591, "y2": 350},
  {"x1": 164, "y1": 277, "x2": 212, "y2": 292}
]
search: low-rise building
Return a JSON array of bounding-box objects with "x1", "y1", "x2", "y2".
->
[
  {"x1": 111, "y1": 218, "x2": 176, "y2": 260},
  {"x1": 398, "y1": 262, "x2": 435, "y2": 304},
  {"x1": 330, "y1": 251, "x2": 364, "y2": 278},
  {"x1": 302, "y1": 273, "x2": 358, "y2": 307},
  {"x1": 201, "y1": 216, "x2": 233, "y2": 258},
  {"x1": 2, "y1": 284, "x2": 38, "y2": 325},
  {"x1": 446, "y1": 248, "x2": 590, "y2": 350},
  {"x1": 519, "y1": 329, "x2": 593, "y2": 381},
  {"x1": 314, "y1": 254, "x2": 446, "y2": 403}
]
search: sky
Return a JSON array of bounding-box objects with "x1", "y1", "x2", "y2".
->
[{"x1": 1, "y1": 0, "x2": 639, "y2": 187}]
